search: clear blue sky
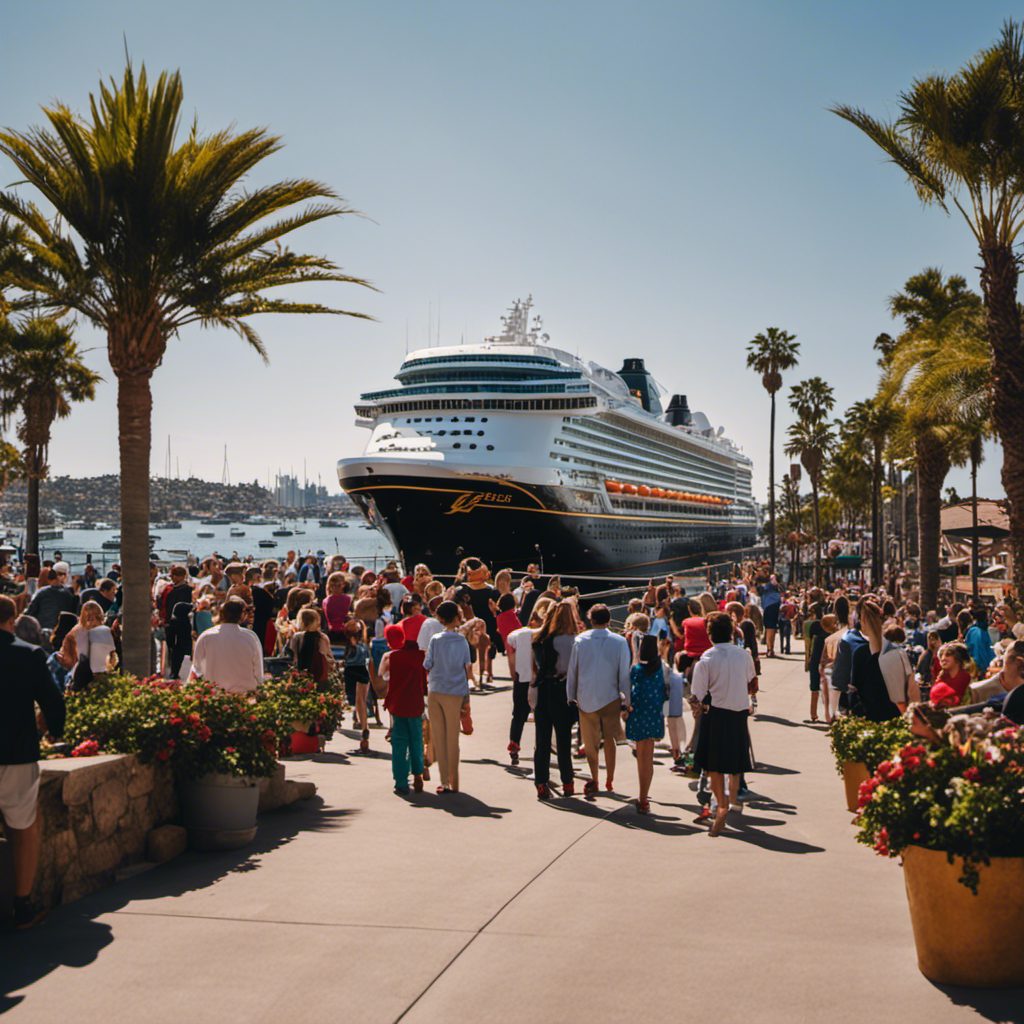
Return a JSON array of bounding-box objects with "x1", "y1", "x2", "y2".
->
[{"x1": 0, "y1": 0, "x2": 1010, "y2": 500}]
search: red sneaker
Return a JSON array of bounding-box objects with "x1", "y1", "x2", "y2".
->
[
  {"x1": 583, "y1": 779, "x2": 599, "y2": 797},
  {"x1": 536, "y1": 783, "x2": 550, "y2": 800},
  {"x1": 563, "y1": 782, "x2": 575, "y2": 796}
]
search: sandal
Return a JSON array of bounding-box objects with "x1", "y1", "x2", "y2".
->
[
  {"x1": 637, "y1": 798, "x2": 650, "y2": 814},
  {"x1": 583, "y1": 779, "x2": 598, "y2": 797},
  {"x1": 360, "y1": 729, "x2": 370, "y2": 753}
]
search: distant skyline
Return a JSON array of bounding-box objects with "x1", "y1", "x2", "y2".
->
[{"x1": 0, "y1": 1, "x2": 1011, "y2": 501}]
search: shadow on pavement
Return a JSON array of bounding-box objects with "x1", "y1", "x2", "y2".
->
[
  {"x1": 715, "y1": 815, "x2": 826, "y2": 854},
  {"x1": 754, "y1": 713, "x2": 827, "y2": 731},
  {"x1": 929, "y1": 980, "x2": 1024, "y2": 1023},
  {"x1": 0, "y1": 798, "x2": 354, "y2": 1015},
  {"x1": 406, "y1": 792, "x2": 510, "y2": 819},
  {"x1": 753, "y1": 762, "x2": 801, "y2": 776}
]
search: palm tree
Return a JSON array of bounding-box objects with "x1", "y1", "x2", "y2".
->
[
  {"x1": 845, "y1": 398, "x2": 901, "y2": 587},
  {"x1": 745, "y1": 327, "x2": 800, "y2": 572},
  {"x1": 0, "y1": 63, "x2": 372, "y2": 675},
  {"x1": 0, "y1": 318, "x2": 100, "y2": 554},
  {"x1": 833, "y1": 20, "x2": 1024, "y2": 595},
  {"x1": 880, "y1": 271, "x2": 987, "y2": 610},
  {"x1": 784, "y1": 416, "x2": 835, "y2": 585},
  {"x1": 788, "y1": 377, "x2": 835, "y2": 425}
]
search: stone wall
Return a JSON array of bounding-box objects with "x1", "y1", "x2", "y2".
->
[{"x1": 1, "y1": 755, "x2": 315, "y2": 916}]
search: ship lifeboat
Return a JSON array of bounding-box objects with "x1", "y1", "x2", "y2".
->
[
  {"x1": 637, "y1": 485, "x2": 651, "y2": 497},
  {"x1": 651, "y1": 487, "x2": 666, "y2": 498},
  {"x1": 622, "y1": 483, "x2": 638, "y2": 495},
  {"x1": 605, "y1": 480, "x2": 622, "y2": 493},
  {"x1": 668, "y1": 490, "x2": 680, "y2": 500}
]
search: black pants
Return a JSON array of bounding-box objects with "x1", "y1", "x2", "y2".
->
[
  {"x1": 779, "y1": 619, "x2": 792, "y2": 653},
  {"x1": 510, "y1": 681, "x2": 531, "y2": 746},
  {"x1": 533, "y1": 677, "x2": 576, "y2": 786}
]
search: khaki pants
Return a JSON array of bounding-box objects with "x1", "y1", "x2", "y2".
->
[
  {"x1": 579, "y1": 698, "x2": 622, "y2": 753},
  {"x1": 428, "y1": 692, "x2": 464, "y2": 790}
]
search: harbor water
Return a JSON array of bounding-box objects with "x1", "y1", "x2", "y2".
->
[{"x1": 32, "y1": 518, "x2": 397, "y2": 575}]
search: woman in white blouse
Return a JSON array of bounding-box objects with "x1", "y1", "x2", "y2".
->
[{"x1": 70, "y1": 600, "x2": 117, "y2": 673}]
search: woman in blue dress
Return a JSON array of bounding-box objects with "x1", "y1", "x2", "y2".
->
[{"x1": 625, "y1": 634, "x2": 666, "y2": 814}]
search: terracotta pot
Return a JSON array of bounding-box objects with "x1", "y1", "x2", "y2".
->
[
  {"x1": 290, "y1": 731, "x2": 320, "y2": 754},
  {"x1": 903, "y1": 845, "x2": 1024, "y2": 987},
  {"x1": 842, "y1": 760, "x2": 869, "y2": 813}
]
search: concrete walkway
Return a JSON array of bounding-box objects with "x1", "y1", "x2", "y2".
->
[{"x1": 2, "y1": 648, "x2": 1022, "y2": 1023}]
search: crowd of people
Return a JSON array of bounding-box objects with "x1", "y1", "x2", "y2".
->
[{"x1": 5, "y1": 543, "x2": 1024, "y2": 930}]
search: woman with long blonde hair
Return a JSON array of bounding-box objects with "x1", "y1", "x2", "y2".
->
[{"x1": 531, "y1": 602, "x2": 580, "y2": 799}]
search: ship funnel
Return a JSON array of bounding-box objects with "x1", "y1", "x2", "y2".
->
[
  {"x1": 616, "y1": 358, "x2": 663, "y2": 415},
  {"x1": 665, "y1": 394, "x2": 692, "y2": 427}
]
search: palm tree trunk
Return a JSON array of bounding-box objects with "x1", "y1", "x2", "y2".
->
[
  {"x1": 980, "y1": 241, "x2": 1024, "y2": 598},
  {"x1": 871, "y1": 443, "x2": 881, "y2": 588},
  {"x1": 971, "y1": 442, "x2": 980, "y2": 602},
  {"x1": 118, "y1": 370, "x2": 154, "y2": 678},
  {"x1": 768, "y1": 392, "x2": 776, "y2": 571},
  {"x1": 25, "y1": 447, "x2": 40, "y2": 556},
  {"x1": 811, "y1": 478, "x2": 821, "y2": 585},
  {"x1": 916, "y1": 433, "x2": 951, "y2": 613}
]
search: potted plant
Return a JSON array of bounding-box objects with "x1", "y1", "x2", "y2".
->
[
  {"x1": 855, "y1": 711, "x2": 1024, "y2": 987},
  {"x1": 64, "y1": 674, "x2": 280, "y2": 850},
  {"x1": 257, "y1": 670, "x2": 346, "y2": 756},
  {"x1": 829, "y1": 715, "x2": 910, "y2": 812}
]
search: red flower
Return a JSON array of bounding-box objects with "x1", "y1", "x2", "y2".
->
[
  {"x1": 887, "y1": 765, "x2": 904, "y2": 781},
  {"x1": 157, "y1": 749, "x2": 170, "y2": 760},
  {"x1": 963, "y1": 767, "x2": 981, "y2": 782},
  {"x1": 226, "y1": 746, "x2": 236, "y2": 753},
  {"x1": 877, "y1": 760, "x2": 893, "y2": 779},
  {"x1": 169, "y1": 717, "x2": 183, "y2": 727}
]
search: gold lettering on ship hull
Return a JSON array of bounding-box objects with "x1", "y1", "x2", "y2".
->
[{"x1": 445, "y1": 491, "x2": 514, "y2": 514}]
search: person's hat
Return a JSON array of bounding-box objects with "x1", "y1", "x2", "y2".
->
[
  {"x1": 384, "y1": 623, "x2": 405, "y2": 651},
  {"x1": 53, "y1": 561, "x2": 71, "y2": 576}
]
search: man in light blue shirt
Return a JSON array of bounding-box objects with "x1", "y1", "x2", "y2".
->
[
  {"x1": 423, "y1": 601, "x2": 472, "y2": 794},
  {"x1": 566, "y1": 604, "x2": 631, "y2": 795}
]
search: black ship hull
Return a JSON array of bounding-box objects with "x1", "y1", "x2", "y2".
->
[{"x1": 340, "y1": 470, "x2": 759, "y2": 583}]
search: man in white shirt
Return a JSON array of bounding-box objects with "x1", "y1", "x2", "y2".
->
[
  {"x1": 566, "y1": 604, "x2": 631, "y2": 795},
  {"x1": 382, "y1": 570, "x2": 410, "y2": 617},
  {"x1": 417, "y1": 599, "x2": 445, "y2": 651},
  {"x1": 190, "y1": 597, "x2": 264, "y2": 693}
]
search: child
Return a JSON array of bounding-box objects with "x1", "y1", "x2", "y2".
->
[
  {"x1": 381, "y1": 623, "x2": 427, "y2": 795},
  {"x1": 341, "y1": 619, "x2": 372, "y2": 751}
]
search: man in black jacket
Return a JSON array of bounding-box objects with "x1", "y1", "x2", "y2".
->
[
  {"x1": 0, "y1": 594, "x2": 65, "y2": 929},
  {"x1": 26, "y1": 561, "x2": 77, "y2": 630}
]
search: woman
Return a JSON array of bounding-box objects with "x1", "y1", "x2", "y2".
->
[
  {"x1": 690, "y1": 612, "x2": 755, "y2": 836},
  {"x1": 70, "y1": 601, "x2": 116, "y2": 675},
  {"x1": 929, "y1": 642, "x2": 974, "y2": 707},
  {"x1": 455, "y1": 588, "x2": 488, "y2": 690},
  {"x1": 681, "y1": 599, "x2": 712, "y2": 661},
  {"x1": 461, "y1": 559, "x2": 500, "y2": 684},
  {"x1": 164, "y1": 602, "x2": 194, "y2": 680},
  {"x1": 341, "y1": 619, "x2": 372, "y2": 751},
  {"x1": 625, "y1": 634, "x2": 666, "y2": 813},
  {"x1": 321, "y1": 572, "x2": 352, "y2": 640},
  {"x1": 289, "y1": 606, "x2": 336, "y2": 684},
  {"x1": 849, "y1": 599, "x2": 903, "y2": 722},
  {"x1": 760, "y1": 574, "x2": 783, "y2": 657},
  {"x1": 531, "y1": 602, "x2": 579, "y2": 800},
  {"x1": 802, "y1": 603, "x2": 826, "y2": 723}
]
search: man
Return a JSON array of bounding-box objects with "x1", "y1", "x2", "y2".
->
[
  {"x1": 158, "y1": 565, "x2": 194, "y2": 625},
  {"x1": 78, "y1": 577, "x2": 118, "y2": 614},
  {"x1": 831, "y1": 602, "x2": 870, "y2": 711},
  {"x1": 246, "y1": 566, "x2": 275, "y2": 650},
  {"x1": 26, "y1": 560, "x2": 77, "y2": 630},
  {"x1": 297, "y1": 555, "x2": 320, "y2": 585},
  {"x1": 382, "y1": 569, "x2": 410, "y2": 619},
  {"x1": 760, "y1": 574, "x2": 782, "y2": 657},
  {"x1": 190, "y1": 596, "x2": 263, "y2": 693},
  {"x1": 219, "y1": 562, "x2": 246, "y2": 594},
  {"x1": 566, "y1": 603, "x2": 631, "y2": 795},
  {"x1": 0, "y1": 594, "x2": 65, "y2": 928}
]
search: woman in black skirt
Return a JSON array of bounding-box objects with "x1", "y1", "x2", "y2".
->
[{"x1": 689, "y1": 611, "x2": 757, "y2": 836}]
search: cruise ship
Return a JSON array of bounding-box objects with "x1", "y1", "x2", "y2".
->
[{"x1": 338, "y1": 298, "x2": 759, "y2": 580}]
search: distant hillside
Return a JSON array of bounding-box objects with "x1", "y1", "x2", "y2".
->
[{"x1": 0, "y1": 475, "x2": 356, "y2": 523}]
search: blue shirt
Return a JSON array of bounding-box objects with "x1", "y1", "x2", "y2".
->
[
  {"x1": 965, "y1": 624, "x2": 994, "y2": 673},
  {"x1": 424, "y1": 629, "x2": 472, "y2": 695}
]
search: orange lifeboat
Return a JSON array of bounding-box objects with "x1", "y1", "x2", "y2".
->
[
  {"x1": 605, "y1": 480, "x2": 622, "y2": 493},
  {"x1": 668, "y1": 490, "x2": 680, "y2": 500},
  {"x1": 651, "y1": 487, "x2": 665, "y2": 498},
  {"x1": 622, "y1": 483, "x2": 638, "y2": 495}
]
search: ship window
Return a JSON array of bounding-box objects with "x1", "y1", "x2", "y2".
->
[
  {"x1": 452, "y1": 416, "x2": 459, "y2": 422},
  {"x1": 414, "y1": 418, "x2": 421, "y2": 423},
  {"x1": 469, "y1": 444, "x2": 477, "y2": 449},
  {"x1": 481, "y1": 417, "x2": 488, "y2": 422},
  {"x1": 477, "y1": 431, "x2": 484, "y2": 436},
  {"x1": 438, "y1": 431, "x2": 446, "y2": 436},
  {"x1": 453, "y1": 443, "x2": 461, "y2": 449},
  {"x1": 465, "y1": 416, "x2": 475, "y2": 422},
  {"x1": 486, "y1": 445, "x2": 494, "y2": 450}
]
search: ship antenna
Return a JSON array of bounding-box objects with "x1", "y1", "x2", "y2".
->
[{"x1": 405, "y1": 319, "x2": 409, "y2": 355}]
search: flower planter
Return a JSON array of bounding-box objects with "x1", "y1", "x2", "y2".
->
[
  {"x1": 842, "y1": 760, "x2": 869, "y2": 813},
  {"x1": 903, "y1": 845, "x2": 1024, "y2": 987},
  {"x1": 289, "y1": 731, "x2": 320, "y2": 754},
  {"x1": 179, "y1": 772, "x2": 260, "y2": 851}
]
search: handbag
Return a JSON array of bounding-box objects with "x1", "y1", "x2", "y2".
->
[{"x1": 70, "y1": 631, "x2": 94, "y2": 692}]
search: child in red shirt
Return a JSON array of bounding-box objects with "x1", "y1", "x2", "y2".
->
[{"x1": 381, "y1": 624, "x2": 427, "y2": 794}]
